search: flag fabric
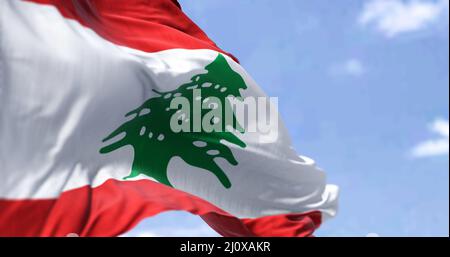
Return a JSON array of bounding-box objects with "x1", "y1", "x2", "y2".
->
[{"x1": 0, "y1": 0, "x2": 338, "y2": 237}]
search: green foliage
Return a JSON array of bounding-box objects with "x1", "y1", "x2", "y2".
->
[{"x1": 100, "y1": 54, "x2": 247, "y2": 188}]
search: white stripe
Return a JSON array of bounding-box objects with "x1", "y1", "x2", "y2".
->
[{"x1": 0, "y1": 0, "x2": 338, "y2": 219}]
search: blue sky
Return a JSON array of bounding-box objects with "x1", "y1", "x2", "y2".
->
[{"x1": 126, "y1": 0, "x2": 449, "y2": 237}]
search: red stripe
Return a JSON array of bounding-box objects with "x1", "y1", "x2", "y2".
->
[
  {"x1": 0, "y1": 179, "x2": 321, "y2": 237},
  {"x1": 24, "y1": 0, "x2": 238, "y2": 62}
]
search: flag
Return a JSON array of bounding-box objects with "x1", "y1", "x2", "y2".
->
[{"x1": 0, "y1": 0, "x2": 338, "y2": 237}]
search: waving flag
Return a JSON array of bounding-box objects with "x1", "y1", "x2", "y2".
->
[{"x1": 0, "y1": 0, "x2": 338, "y2": 237}]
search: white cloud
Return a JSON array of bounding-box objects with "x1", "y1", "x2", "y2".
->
[
  {"x1": 121, "y1": 224, "x2": 218, "y2": 237},
  {"x1": 133, "y1": 231, "x2": 161, "y2": 237},
  {"x1": 359, "y1": 0, "x2": 449, "y2": 37},
  {"x1": 411, "y1": 118, "x2": 449, "y2": 158},
  {"x1": 343, "y1": 59, "x2": 365, "y2": 76},
  {"x1": 330, "y1": 58, "x2": 365, "y2": 77},
  {"x1": 119, "y1": 230, "x2": 159, "y2": 237}
]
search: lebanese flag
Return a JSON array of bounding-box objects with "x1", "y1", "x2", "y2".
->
[{"x1": 0, "y1": 0, "x2": 338, "y2": 237}]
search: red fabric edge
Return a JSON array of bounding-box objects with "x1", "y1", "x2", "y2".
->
[
  {"x1": 0, "y1": 179, "x2": 321, "y2": 237},
  {"x1": 24, "y1": 0, "x2": 239, "y2": 62}
]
